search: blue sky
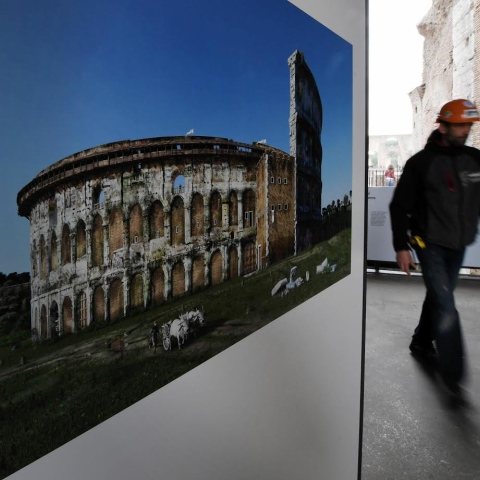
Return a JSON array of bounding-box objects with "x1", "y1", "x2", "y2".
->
[{"x1": 0, "y1": 0, "x2": 352, "y2": 274}]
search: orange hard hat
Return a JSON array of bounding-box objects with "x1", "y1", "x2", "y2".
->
[{"x1": 436, "y1": 99, "x2": 480, "y2": 123}]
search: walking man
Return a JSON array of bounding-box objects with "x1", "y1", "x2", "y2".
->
[{"x1": 389, "y1": 99, "x2": 480, "y2": 397}]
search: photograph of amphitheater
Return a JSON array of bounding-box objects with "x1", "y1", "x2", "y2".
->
[{"x1": 0, "y1": 0, "x2": 352, "y2": 477}]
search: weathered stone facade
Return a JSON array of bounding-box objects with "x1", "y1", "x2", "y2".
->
[
  {"x1": 289, "y1": 50, "x2": 323, "y2": 248},
  {"x1": 17, "y1": 137, "x2": 296, "y2": 338},
  {"x1": 410, "y1": 0, "x2": 480, "y2": 151}
]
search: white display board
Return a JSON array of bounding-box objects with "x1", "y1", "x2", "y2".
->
[
  {"x1": 367, "y1": 186, "x2": 480, "y2": 268},
  {"x1": 6, "y1": 1, "x2": 366, "y2": 479},
  {"x1": 367, "y1": 187, "x2": 397, "y2": 263}
]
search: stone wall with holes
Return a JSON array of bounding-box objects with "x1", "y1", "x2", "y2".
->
[
  {"x1": 27, "y1": 147, "x2": 296, "y2": 339},
  {"x1": 410, "y1": 0, "x2": 480, "y2": 151}
]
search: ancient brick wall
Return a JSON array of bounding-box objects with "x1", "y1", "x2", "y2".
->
[
  {"x1": 473, "y1": 1, "x2": 480, "y2": 146},
  {"x1": 210, "y1": 191, "x2": 222, "y2": 228},
  {"x1": 149, "y1": 201, "x2": 164, "y2": 239},
  {"x1": 109, "y1": 278, "x2": 124, "y2": 321},
  {"x1": 210, "y1": 250, "x2": 223, "y2": 285},
  {"x1": 171, "y1": 197, "x2": 185, "y2": 246},
  {"x1": 411, "y1": 0, "x2": 480, "y2": 149},
  {"x1": 109, "y1": 208, "x2": 123, "y2": 256},
  {"x1": 93, "y1": 286, "x2": 105, "y2": 322},
  {"x1": 76, "y1": 220, "x2": 87, "y2": 258},
  {"x1": 192, "y1": 255, "x2": 205, "y2": 291},
  {"x1": 172, "y1": 262, "x2": 185, "y2": 297},
  {"x1": 228, "y1": 246, "x2": 238, "y2": 279},
  {"x1": 129, "y1": 204, "x2": 143, "y2": 244},
  {"x1": 191, "y1": 194, "x2": 204, "y2": 237},
  {"x1": 62, "y1": 297, "x2": 73, "y2": 333},
  {"x1": 130, "y1": 273, "x2": 144, "y2": 309},
  {"x1": 151, "y1": 267, "x2": 164, "y2": 305}
]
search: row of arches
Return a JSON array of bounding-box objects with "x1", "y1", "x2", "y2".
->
[
  {"x1": 33, "y1": 189, "x2": 256, "y2": 278},
  {"x1": 33, "y1": 241, "x2": 257, "y2": 338}
]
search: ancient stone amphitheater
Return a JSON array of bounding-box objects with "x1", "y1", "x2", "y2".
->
[{"x1": 17, "y1": 136, "x2": 296, "y2": 338}]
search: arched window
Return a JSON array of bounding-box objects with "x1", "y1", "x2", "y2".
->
[
  {"x1": 172, "y1": 262, "x2": 185, "y2": 297},
  {"x1": 130, "y1": 273, "x2": 144, "y2": 310},
  {"x1": 149, "y1": 201, "x2": 164, "y2": 239},
  {"x1": 109, "y1": 278, "x2": 124, "y2": 321},
  {"x1": 191, "y1": 193, "x2": 204, "y2": 236},
  {"x1": 129, "y1": 204, "x2": 143, "y2": 245},
  {"x1": 76, "y1": 220, "x2": 87, "y2": 258},
  {"x1": 61, "y1": 224, "x2": 71, "y2": 265},
  {"x1": 171, "y1": 197, "x2": 185, "y2": 245},
  {"x1": 92, "y1": 215, "x2": 104, "y2": 267},
  {"x1": 210, "y1": 191, "x2": 222, "y2": 228},
  {"x1": 173, "y1": 175, "x2": 185, "y2": 195},
  {"x1": 210, "y1": 250, "x2": 223, "y2": 285}
]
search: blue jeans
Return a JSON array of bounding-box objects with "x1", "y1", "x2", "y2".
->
[{"x1": 413, "y1": 243, "x2": 466, "y2": 384}]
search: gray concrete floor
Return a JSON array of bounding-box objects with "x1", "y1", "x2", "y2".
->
[{"x1": 362, "y1": 273, "x2": 480, "y2": 480}]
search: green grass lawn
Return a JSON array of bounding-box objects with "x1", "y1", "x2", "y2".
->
[{"x1": 0, "y1": 228, "x2": 350, "y2": 478}]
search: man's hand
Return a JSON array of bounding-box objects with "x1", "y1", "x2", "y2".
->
[{"x1": 396, "y1": 250, "x2": 416, "y2": 275}]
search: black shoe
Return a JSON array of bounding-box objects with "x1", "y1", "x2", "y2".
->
[{"x1": 409, "y1": 338, "x2": 437, "y2": 361}]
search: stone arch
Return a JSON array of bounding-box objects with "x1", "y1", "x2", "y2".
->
[
  {"x1": 173, "y1": 174, "x2": 185, "y2": 195},
  {"x1": 109, "y1": 278, "x2": 124, "y2": 321},
  {"x1": 92, "y1": 214, "x2": 104, "y2": 267},
  {"x1": 76, "y1": 291, "x2": 88, "y2": 329},
  {"x1": 61, "y1": 224, "x2": 71, "y2": 265},
  {"x1": 62, "y1": 297, "x2": 73, "y2": 333},
  {"x1": 210, "y1": 250, "x2": 223, "y2": 285},
  {"x1": 40, "y1": 235, "x2": 47, "y2": 279},
  {"x1": 229, "y1": 191, "x2": 238, "y2": 226},
  {"x1": 228, "y1": 245, "x2": 239, "y2": 279},
  {"x1": 76, "y1": 220, "x2": 87, "y2": 258},
  {"x1": 92, "y1": 185, "x2": 105, "y2": 207},
  {"x1": 129, "y1": 204, "x2": 143, "y2": 245},
  {"x1": 109, "y1": 207, "x2": 123, "y2": 257},
  {"x1": 242, "y1": 241, "x2": 256, "y2": 275},
  {"x1": 93, "y1": 285, "x2": 105, "y2": 322},
  {"x1": 171, "y1": 196, "x2": 185, "y2": 246},
  {"x1": 130, "y1": 273, "x2": 144, "y2": 310},
  {"x1": 172, "y1": 261, "x2": 185, "y2": 298},
  {"x1": 50, "y1": 300, "x2": 59, "y2": 336},
  {"x1": 191, "y1": 193, "x2": 205, "y2": 237},
  {"x1": 40, "y1": 304, "x2": 47, "y2": 340},
  {"x1": 151, "y1": 267, "x2": 165, "y2": 306},
  {"x1": 210, "y1": 191, "x2": 222, "y2": 228},
  {"x1": 192, "y1": 254, "x2": 205, "y2": 291},
  {"x1": 149, "y1": 201, "x2": 164, "y2": 239},
  {"x1": 50, "y1": 232, "x2": 58, "y2": 271},
  {"x1": 243, "y1": 189, "x2": 256, "y2": 228}
]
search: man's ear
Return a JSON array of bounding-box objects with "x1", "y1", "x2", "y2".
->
[{"x1": 438, "y1": 123, "x2": 448, "y2": 134}]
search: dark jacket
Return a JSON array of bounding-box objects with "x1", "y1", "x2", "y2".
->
[{"x1": 389, "y1": 129, "x2": 480, "y2": 252}]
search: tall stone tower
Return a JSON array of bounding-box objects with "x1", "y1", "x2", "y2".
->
[{"x1": 288, "y1": 50, "x2": 323, "y2": 250}]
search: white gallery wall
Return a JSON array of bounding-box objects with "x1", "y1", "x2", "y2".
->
[{"x1": 7, "y1": 1, "x2": 366, "y2": 479}]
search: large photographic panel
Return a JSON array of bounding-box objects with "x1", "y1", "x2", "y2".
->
[{"x1": 2, "y1": 0, "x2": 366, "y2": 478}]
